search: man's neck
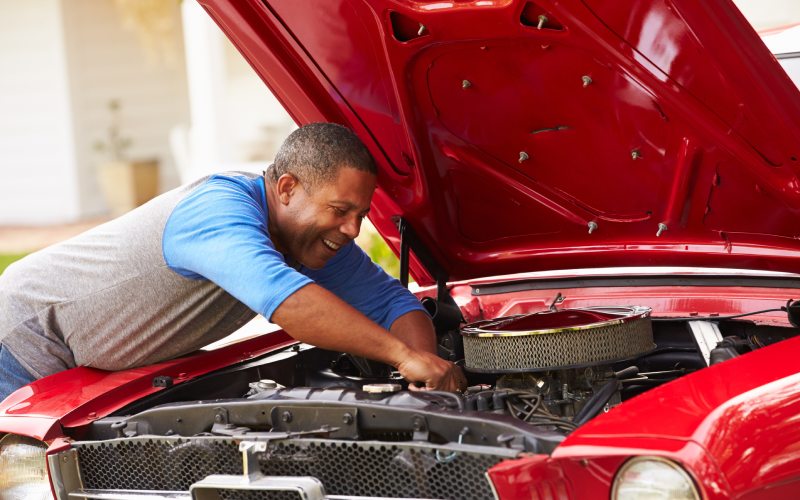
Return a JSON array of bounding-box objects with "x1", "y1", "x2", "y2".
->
[{"x1": 263, "y1": 177, "x2": 289, "y2": 256}]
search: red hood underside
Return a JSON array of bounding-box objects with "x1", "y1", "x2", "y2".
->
[{"x1": 201, "y1": 0, "x2": 800, "y2": 285}]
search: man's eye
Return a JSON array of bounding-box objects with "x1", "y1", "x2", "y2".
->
[{"x1": 333, "y1": 207, "x2": 347, "y2": 216}]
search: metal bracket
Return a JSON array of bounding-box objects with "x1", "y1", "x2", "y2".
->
[
  {"x1": 109, "y1": 420, "x2": 139, "y2": 438},
  {"x1": 211, "y1": 422, "x2": 254, "y2": 436},
  {"x1": 239, "y1": 441, "x2": 268, "y2": 479},
  {"x1": 688, "y1": 321, "x2": 723, "y2": 366},
  {"x1": 270, "y1": 406, "x2": 355, "y2": 439},
  {"x1": 47, "y1": 449, "x2": 82, "y2": 499},
  {"x1": 396, "y1": 217, "x2": 458, "y2": 308},
  {"x1": 213, "y1": 406, "x2": 229, "y2": 425},
  {"x1": 411, "y1": 414, "x2": 429, "y2": 441},
  {"x1": 548, "y1": 292, "x2": 565, "y2": 312}
]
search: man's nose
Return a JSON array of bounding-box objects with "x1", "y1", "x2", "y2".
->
[{"x1": 340, "y1": 217, "x2": 361, "y2": 239}]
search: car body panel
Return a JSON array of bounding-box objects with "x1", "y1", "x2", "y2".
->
[
  {"x1": 0, "y1": 330, "x2": 295, "y2": 438},
  {"x1": 488, "y1": 440, "x2": 731, "y2": 499},
  {"x1": 199, "y1": 0, "x2": 800, "y2": 286},
  {"x1": 445, "y1": 279, "x2": 796, "y2": 326},
  {"x1": 555, "y1": 334, "x2": 800, "y2": 441},
  {"x1": 548, "y1": 333, "x2": 800, "y2": 497},
  {"x1": 486, "y1": 453, "x2": 573, "y2": 499}
]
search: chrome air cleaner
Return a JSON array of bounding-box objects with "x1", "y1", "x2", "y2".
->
[{"x1": 461, "y1": 306, "x2": 654, "y2": 372}]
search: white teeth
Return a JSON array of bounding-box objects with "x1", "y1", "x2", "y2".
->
[{"x1": 323, "y1": 239, "x2": 341, "y2": 251}]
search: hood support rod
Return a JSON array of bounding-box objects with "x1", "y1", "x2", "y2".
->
[{"x1": 396, "y1": 217, "x2": 453, "y2": 306}]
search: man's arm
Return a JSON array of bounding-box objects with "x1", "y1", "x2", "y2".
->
[
  {"x1": 272, "y1": 283, "x2": 460, "y2": 391},
  {"x1": 162, "y1": 176, "x2": 460, "y2": 389},
  {"x1": 303, "y1": 242, "x2": 467, "y2": 390},
  {"x1": 390, "y1": 310, "x2": 467, "y2": 392},
  {"x1": 389, "y1": 310, "x2": 437, "y2": 354}
]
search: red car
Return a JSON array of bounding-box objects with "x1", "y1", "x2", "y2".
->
[{"x1": 3, "y1": 0, "x2": 800, "y2": 498}]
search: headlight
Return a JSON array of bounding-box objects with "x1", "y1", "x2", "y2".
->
[
  {"x1": 612, "y1": 456, "x2": 701, "y2": 500},
  {"x1": 0, "y1": 434, "x2": 52, "y2": 500}
]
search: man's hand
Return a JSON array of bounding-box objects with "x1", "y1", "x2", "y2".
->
[
  {"x1": 397, "y1": 351, "x2": 467, "y2": 392},
  {"x1": 391, "y1": 310, "x2": 467, "y2": 392}
]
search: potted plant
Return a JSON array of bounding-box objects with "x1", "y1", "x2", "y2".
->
[{"x1": 94, "y1": 99, "x2": 159, "y2": 215}]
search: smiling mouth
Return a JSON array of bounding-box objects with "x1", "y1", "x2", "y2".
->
[{"x1": 322, "y1": 238, "x2": 343, "y2": 252}]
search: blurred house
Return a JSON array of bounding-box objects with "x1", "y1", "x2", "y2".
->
[{"x1": 0, "y1": 0, "x2": 293, "y2": 225}]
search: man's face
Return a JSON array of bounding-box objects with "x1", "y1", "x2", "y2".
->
[{"x1": 279, "y1": 166, "x2": 376, "y2": 270}]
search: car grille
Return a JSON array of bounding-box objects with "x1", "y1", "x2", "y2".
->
[
  {"x1": 71, "y1": 436, "x2": 504, "y2": 499},
  {"x1": 77, "y1": 437, "x2": 241, "y2": 490}
]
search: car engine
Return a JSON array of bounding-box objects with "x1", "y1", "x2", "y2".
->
[
  {"x1": 458, "y1": 304, "x2": 654, "y2": 431},
  {"x1": 58, "y1": 298, "x2": 793, "y2": 499}
]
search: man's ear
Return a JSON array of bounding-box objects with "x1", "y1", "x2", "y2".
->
[{"x1": 275, "y1": 173, "x2": 298, "y2": 205}]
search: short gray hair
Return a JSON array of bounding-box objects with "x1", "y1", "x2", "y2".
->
[{"x1": 268, "y1": 123, "x2": 377, "y2": 190}]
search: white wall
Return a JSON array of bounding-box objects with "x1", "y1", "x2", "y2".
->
[
  {"x1": 0, "y1": 0, "x2": 81, "y2": 224},
  {"x1": 222, "y1": 39, "x2": 296, "y2": 164},
  {"x1": 179, "y1": 0, "x2": 294, "y2": 182},
  {"x1": 62, "y1": 0, "x2": 190, "y2": 216},
  {"x1": 0, "y1": 0, "x2": 190, "y2": 224}
]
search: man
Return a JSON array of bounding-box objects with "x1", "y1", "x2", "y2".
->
[{"x1": 0, "y1": 123, "x2": 463, "y2": 401}]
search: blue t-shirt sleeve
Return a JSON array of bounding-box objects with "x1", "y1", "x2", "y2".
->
[
  {"x1": 162, "y1": 174, "x2": 312, "y2": 320},
  {"x1": 303, "y1": 241, "x2": 425, "y2": 331}
]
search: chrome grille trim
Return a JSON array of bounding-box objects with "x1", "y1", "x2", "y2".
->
[
  {"x1": 67, "y1": 490, "x2": 189, "y2": 500},
  {"x1": 64, "y1": 488, "x2": 441, "y2": 500}
]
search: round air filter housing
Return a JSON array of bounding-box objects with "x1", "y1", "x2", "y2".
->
[{"x1": 461, "y1": 306, "x2": 654, "y2": 373}]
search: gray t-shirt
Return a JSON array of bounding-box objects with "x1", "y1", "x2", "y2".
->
[{"x1": 0, "y1": 176, "x2": 255, "y2": 378}]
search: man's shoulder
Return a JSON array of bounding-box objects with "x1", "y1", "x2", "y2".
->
[
  {"x1": 183, "y1": 171, "x2": 264, "y2": 201},
  {"x1": 203, "y1": 171, "x2": 263, "y2": 187}
]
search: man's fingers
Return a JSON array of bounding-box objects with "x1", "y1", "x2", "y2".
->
[
  {"x1": 431, "y1": 363, "x2": 467, "y2": 392},
  {"x1": 397, "y1": 352, "x2": 466, "y2": 393}
]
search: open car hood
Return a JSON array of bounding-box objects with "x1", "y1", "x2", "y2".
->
[{"x1": 200, "y1": 0, "x2": 800, "y2": 286}]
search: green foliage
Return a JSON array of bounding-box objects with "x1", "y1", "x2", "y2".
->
[
  {"x1": 363, "y1": 232, "x2": 401, "y2": 279},
  {"x1": 0, "y1": 253, "x2": 27, "y2": 275}
]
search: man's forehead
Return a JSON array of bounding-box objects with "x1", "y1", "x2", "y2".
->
[
  {"x1": 315, "y1": 167, "x2": 375, "y2": 204},
  {"x1": 331, "y1": 166, "x2": 375, "y2": 185},
  {"x1": 329, "y1": 200, "x2": 371, "y2": 212}
]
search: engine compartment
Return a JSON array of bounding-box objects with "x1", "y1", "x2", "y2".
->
[
  {"x1": 86, "y1": 302, "x2": 797, "y2": 455},
  {"x1": 50, "y1": 299, "x2": 796, "y2": 500}
]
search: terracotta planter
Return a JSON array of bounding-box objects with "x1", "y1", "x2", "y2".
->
[{"x1": 97, "y1": 159, "x2": 159, "y2": 216}]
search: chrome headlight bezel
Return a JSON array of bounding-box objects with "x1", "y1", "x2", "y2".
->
[{"x1": 611, "y1": 455, "x2": 701, "y2": 500}]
